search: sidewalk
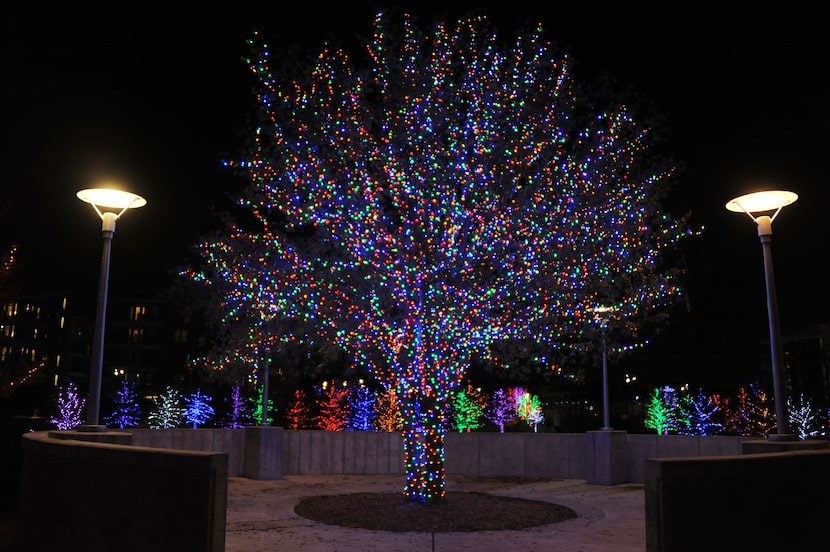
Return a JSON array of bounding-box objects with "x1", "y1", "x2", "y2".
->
[{"x1": 225, "y1": 474, "x2": 646, "y2": 551}]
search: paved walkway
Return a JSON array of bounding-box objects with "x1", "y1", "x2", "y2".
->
[{"x1": 225, "y1": 474, "x2": 646, "y2": 551}]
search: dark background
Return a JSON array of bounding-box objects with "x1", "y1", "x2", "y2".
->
[{"x1": 2, "y1": 3, "x2": 827, "y2": 392}]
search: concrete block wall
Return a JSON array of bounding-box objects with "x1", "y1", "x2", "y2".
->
[
  {"x1": 283, "y1": 429, "x2": 404, "y2": 475},
  {"x1": 645, "y1": 449, "x2": 830, "y2": 551},
  {"x1": 131, "y1": 428, "x2": 246, "y2": 476},
  {"x1": 16, "y1": 431, "x2": 227, "y2": 552},
  {"x1": 126, "y1": 429, "x2": 753, "y2": 483}
]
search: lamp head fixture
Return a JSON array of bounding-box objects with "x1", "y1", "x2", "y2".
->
[
  {"x1": 77, "y1": 187, "x2": 147, "y2": 217},
  {"x1": 725, "y1": 190, "x2": 797, "y2": 222},
  {"x1": 77, "y1": 187, "x2": 146, "y2": 232}
]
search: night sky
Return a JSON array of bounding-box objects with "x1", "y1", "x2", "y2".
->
[{"x1": 2, "y1": 4, "x2": 827, "y2": 390}]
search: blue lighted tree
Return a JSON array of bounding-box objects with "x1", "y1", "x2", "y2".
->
[
  {"x1": 105, "y1": 380, "x2": 142, "y2": 429},
  {"x1": 678, "y1": 387, "x2": 722, "y2": 436},
  {"x1": 50, "y1": 382, "x2": 85, "y2": 430},
  {"x1": 147, "y1": 386, "x2": 186, "y2": 429},
  {"x1": 348, "y1": 385, "x2": 378, "y2": 431},
  {"x1": 185, "y1": 389, "x2": 215, "y2": 428},
  {"x1": 184, "y1": 11, "x2": 696, "y2": 502}
]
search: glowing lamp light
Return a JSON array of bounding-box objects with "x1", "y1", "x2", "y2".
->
[
  {"x1": 76, "y1": 186, "x2": 146, "y2": 431},
  {"x1": 77, "y1": 188, "x2": 148, "y2": 211},
  {"x1": 726, "y1": 189, "x2": 797, "y2": 441},
  {"x1": 725, "y1": 190, "x2": 797, "y2": 216}
]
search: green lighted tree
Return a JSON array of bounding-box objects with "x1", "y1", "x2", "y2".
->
[
  {"x1": 643, "y1": 386, "x2": 680, "y2": 435},
  {"x1": 183, "y1": 11, "x2": 696, "y2": 502},
  {"x1": 452, "y1": 385, "x2": 488, "y2": 433}
]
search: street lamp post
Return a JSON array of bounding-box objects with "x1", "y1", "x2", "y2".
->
[
  {"x1": 726, "y1": 189, "x2": 798, "y2": 441},
  {"x1": 257, "y1": 305, "x2": 279, "y2": 427},
  {"x1": 589, "y1": 305, "x2": 615, "y2": 430},
  {"x1": 76, "y1": 187, "x2": 146, "y2": 431}
]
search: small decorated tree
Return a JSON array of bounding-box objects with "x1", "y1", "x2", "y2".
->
[
  {"x1": 788, "y1": 394, "x2": 825, "y2": 439},
  {"x1": 285, "y1": 388, "x2": 314, "y2": 429},
  {"x1": 50, "y1": 382, "x2": 85, "y2": 430},
  {"x1": 677, "y1": 388, "x2": 722, "y2": 436},
  {"x1": 452, "y1": 385, "x2": 488, "y2": 433},
  {"x1": 643, "y1": 386, "x2": 680, "y2": 435},
  {"x1": 348, "y1": 385, "x2": 379, "y2": 431},
  {"x1": 516, "y1": 390, "x2": 544, "y2": 432},
  {"x1": 375, "y1": 386, "x2": 403, "y2": 432},
  {"x1": 185, "y1": 389, "x2": 215, "y2": 428},
  {"x1": 317, "y1": 383, "x2": 350, "y2": 431},
  {"x1": 147, "y1": 386, "x2": 186, "y2": 429},
  {"x1": 485, "y1": 388, "x2": 518, "y2": 433},
  {"x1": 105, "y1": 380, "x2": 142, "y2": 429},
  {"x1": 223, "y1": 383, "x2": 253, "y2": 428}
]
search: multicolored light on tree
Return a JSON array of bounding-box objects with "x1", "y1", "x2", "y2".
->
[{"x1": 186, "y1": 11, "x2": 695, "y2": 502}]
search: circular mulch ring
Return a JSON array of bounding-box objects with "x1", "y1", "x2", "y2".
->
[{"x1": 294, "y1": 491, "x2": 578, "y2": 532}]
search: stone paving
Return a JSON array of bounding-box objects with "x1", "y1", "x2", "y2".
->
[{"x1": 225, "y1": 474, "x2": 646, "y2": 552}]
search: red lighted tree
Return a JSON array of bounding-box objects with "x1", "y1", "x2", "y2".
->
[
  {"x1": 316, "y1": 383, "x2": 350, "y2": 431},
  {"x1": 285, "y1": 388, "x2": 314, "y2": 429},
  {"x1": 186, "y1": 11, "x2": 695, "y2": 502}
]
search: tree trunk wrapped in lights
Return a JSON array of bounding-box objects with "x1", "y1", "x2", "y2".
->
[{"x1": 184, "y1": 11, "x2": 697, "y2": 503}]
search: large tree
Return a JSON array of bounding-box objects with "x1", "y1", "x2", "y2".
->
[{"x1": 184, "y1": 11, "x2": 696, "y2": 503}]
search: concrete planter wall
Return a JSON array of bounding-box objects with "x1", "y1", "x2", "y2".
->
[{"x1": 128, "y1": 427, "x2": 752, "y2": 484}]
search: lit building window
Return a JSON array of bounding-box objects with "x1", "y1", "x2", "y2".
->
[
  {"x1": 128, "y1": 328, "x2": 144, "y2": 343},
  {"x1": 173, "y1": 329, "x2": 188, "y2": 344},
  {"x1": 130, "y1": 305, "x2": 147, "y2": 322}
]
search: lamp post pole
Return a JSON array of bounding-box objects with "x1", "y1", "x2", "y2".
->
[
  {"x1": 258, "y1": 306, "x2": 278, "y2": 427},
  {"x1": 589, "y1": 306, "x2": 614, "y2": 431},
  {"x1": 726, "y1": 190, "x2": 797, "y2": 441},
  {"x1": 76, "y1": 188, "x2": 146, "y2": 431},
  {"x1": 601, "y1": 324, "x2": 611, "y2": 430}
]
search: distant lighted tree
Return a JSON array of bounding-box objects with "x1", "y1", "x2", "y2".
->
[
  {"x1": 485, "y1": 388, "x2": 518, "y2": 433},
  {"x1": 147, "y1": 386, "x2": 186, "y2": 429},
  {"x1": 317, "y1": 382, "x2": 350, "y2": 431},
  {"x1": 452, "y1": 385, "x2": 488, "y2": 433},
  {"x1": 348, "y1": 385, "x2": 379, "y2": 431},
  {"x1": 516, "y1": 390, "x2": 545, "y2": 432},
  {"x1": 185, "y1": 389, "x2": 215, "y2": 428},
  {"x1": 526, "y1": 403, "x2": 545, "y2": 432},
  {"x1": 677, "y1": 388, "x2": 722, "y2": 436},
  {"x1": 249, "y1": 385, "x2": 275, "y2": 426},
  {"x1": 788, "y1": 394, "x2": 825, "y2": 439},
  {"x1": 105, "y1": 380, "x2": 142, "y2": 429},
  {"x1": 222, "y1": 383, "x2": 253, "y2": 428},
  {"x1": 285, "y1": 388, "x2": 314, "y2": 429},
  {"x1": 723, "y1": 383, "x2": 774, "y2": 437},
  {"x1": 375, "y1": 386, "x2": 403, "y2": 432},
  {"x1": 644, "y1": 386, "x2": 680, "y2": 435},
  {"x1": 50, "y1": 382, "x2": 85, "y2": 430},
  {"x1": 189, "y1": 11, "x2": 695, "y2": 502}
]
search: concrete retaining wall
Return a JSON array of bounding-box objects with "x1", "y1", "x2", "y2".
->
[
  {"x1": 645, "y1": 449, "x2": 830, "y2": 551},
  {"x1": 16, "y1": 431, "x2": 227, "y2": 552},
  {"x1": 124, "y1": 428, "x2": 753, "y2": 483}
]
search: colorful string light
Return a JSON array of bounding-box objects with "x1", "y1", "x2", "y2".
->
[{"x1": 184, "y1": 12, "x2": 697, "y2": 502}]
